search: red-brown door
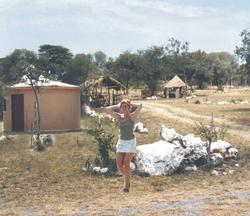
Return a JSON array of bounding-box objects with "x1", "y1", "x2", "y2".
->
[{"x1": 11, "y1": 94, "x2": 24, "y2": 131}]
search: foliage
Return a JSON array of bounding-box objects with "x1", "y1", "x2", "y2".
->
[
  {"x1": 208, "y1": 52, "x2": 238, "y2": 87},
  {"x1": 114, "y1": 51, "x2": 142, "y2": 88},
  {"x1": 93, "y1": 51, "x2": 107, "y2": 70},
  {"x1": 62, "y1": 53, "x2": 94, "y2": 85},
  {"x1": 38, "y1": 44, "x2": 73, "y2": 80},
  {"x1": 193, "y1": 114, "x2": 227, "y2": 167},
  {"x1": 1, "y1": 31, "x2": 249, "y2": 94},
  {"x1": 235, "y1": 29, "x2": 250, "y2": 78},
  {"x1": 140, "y1": 46, "x2": 165, "y2": 93},
  {"x1": 86, "y1": 127, "x2": 115, "y2": 168}
]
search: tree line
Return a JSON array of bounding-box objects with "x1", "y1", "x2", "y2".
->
[{"x1": 0, "y1": 29, "x2": 250, "y2": 95}]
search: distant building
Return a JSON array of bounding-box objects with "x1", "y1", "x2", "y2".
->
[
  {"x1": 84, "y1": 75, "x2": 127, "y2": 107},
  {"x1": 3, "y1": 77, "x2": 81, "y2": 132},
  {"x1": 163, "y1": 75, "x2": 188, "y2": 98}
]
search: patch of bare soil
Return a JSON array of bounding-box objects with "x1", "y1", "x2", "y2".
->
[{"x1": 142, "y1": 101, "x2": 250, "y2": 139}]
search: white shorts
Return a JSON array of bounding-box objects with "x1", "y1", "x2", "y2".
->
[{"x1": 116, "y1": 137, "x2": 137, "y2": 153}]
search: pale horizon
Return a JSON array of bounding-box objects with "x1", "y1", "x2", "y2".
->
[{"x1": 1, "y1": 0, "x2": 250, "y2": 58}]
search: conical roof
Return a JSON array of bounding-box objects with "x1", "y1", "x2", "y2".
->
[
  {"x1": 164, "y1": 75, "x2": 186, "y2": 88},
  {"x1": 10, "y1": 75, "x2": 79, "y2": 89}
]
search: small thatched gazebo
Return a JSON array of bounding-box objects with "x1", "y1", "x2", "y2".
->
[
  {"x1": 84, "y1": 75, "x2": 127, "y2": 106},
  {"x1": 163, "y1": 75, "x2": 187, "y2": 98}
]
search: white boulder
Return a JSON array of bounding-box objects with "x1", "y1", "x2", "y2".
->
[
  {"x1": 211, "y1": 170, "x2": 219, "y2": 176},
  {"x1": 134, "y1": 122, "x2": 149, "y2": 134},
  {"x1": 211, "y1": 153, "x2": 224, "y2": 166},
  {"x1": 211, "y1": 140, "x2": 232, "y2": 154},
  {"x1": 100, "y1": 167, "x2": 109, "y2": 174},
  {"x1": 182, "y1": 134, "x2": 207, "y2": 165},
  {"x1": 184, "y1": 165, "x2": 198, "y2": 171},
  {"x1": 135, "y1": 140, "x2": 185, "y2": 176},
  {"x1": 225, "y1": 148, "x2": 239, "y2": 159},
  {"x1": 0, "y1": 136, "x2": 6, "y2": 142},
  {"x1": 160, "y1": 125, "x2": 183, "y2": 142},
  {"x1": 218, "y1": 101, "x2": 230, "y2": 105},
  {"x1": 93, "y1": 166, "x2": 101, "y2": 172}
]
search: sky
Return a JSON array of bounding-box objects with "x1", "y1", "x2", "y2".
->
[{"x1": 0, "y1": 0, "x2": 250, "y2": 58}]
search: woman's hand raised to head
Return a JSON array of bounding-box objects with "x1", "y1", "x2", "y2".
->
[
  {"x1": 105, "y1": 104, "x2": 121, "y2": 120},
  {"x1": 131, "y1": 102, "x2": 142, "y2": 119}
]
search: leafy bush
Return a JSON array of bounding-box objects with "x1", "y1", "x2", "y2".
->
[
  {"x1": 85, "y1": 126, "x2": 118, "y2": 175},
  {"x1": 193, "y1": 113, "x2": 227, "y2": 168}
]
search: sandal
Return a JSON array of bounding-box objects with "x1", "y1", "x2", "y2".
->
[
  {"x1": 123, "y1": 183, "x2": 130, "y2": 193},
  {"x1": 123, "y1": 187, "x2": 129, "y2": 192}
]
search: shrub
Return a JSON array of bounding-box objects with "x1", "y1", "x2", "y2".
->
[
  {"x1": 85, "y1": 126, "x2": 118, "y2": 175},
  {"x1": 193, "y1": 113, "x2": 227, "y2": 168}
]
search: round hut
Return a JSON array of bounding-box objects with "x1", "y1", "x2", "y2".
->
[
  {"x1": 164, "y1": 75, "x2": 187, "y2": 98},
  {"x1": 3, "y1": 77, "x2": 81, "y2": 132}
]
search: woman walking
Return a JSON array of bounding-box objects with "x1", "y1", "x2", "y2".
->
[{"x1": 105, "y1": 99, "x2": 142, "y2": 192}]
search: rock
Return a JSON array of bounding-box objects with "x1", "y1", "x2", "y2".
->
[
  {"x1": 130, "y1": 162, "x2": 136, "y2": 171},
  {"x1": 228, "y1": 170, "x2": 234, "y2": 174},
  {"x1": 182, "y1": 134, "x2": 207, "y2": 165},
  {"x1": 40, "y1": 134, "x2": 54, "y2": 147},
  {"x1": 0, "y1": 135, "x2": 14, "y2": 142},
  {"x1": 222, "y1": 172, "x2": 227, "y2": 176},
  {"x1": 0, "y1": 167, "x2": 8, "y2": 172},
  {"x1": 240, "y1": 100, "x2": 249, "y2": 104},
  {"x1": 235, "y1": 163, "x2": 239, "y2": 167},
  {"x1": 134, "y1": 122, "x2": 149, "y2": 134},
  {"x1": 93, "y1": 167, "x2": 101, "y2": 172},
  {"x1": 146, "y1": 95, "x2": 158, "y2": 100},
  {"x1": 160, "y1": 125, "x2": 183, "y2": 142},
  {"x1": 211, "y1": 140, "x2": 232, "y2": 154},
  {"x1": 211, "y1": 153, "x2": 223, "y2": 166},
  {"x1": 161, "y1": 126, "x2": 208, "y2": 166},
  {"x1": 82, "y1": 167, "x2": 88, "y2": 172},
  {"x1": 100, "y1": 168, "x2": 109, "y2": 174},
  {"x1": 211, "y1": 170, "x2": 219, "y2": 176},
  {"x1": 225, "y1": 148, "x2": 239, "y2": 159},
  {"x1": 135, "y1": 140, "x2": 185, "y2": 176},
  {"x1": 218, "y1": 101, "x2": 230, "y2": 105},
  {"x1": 184, "y1": 165, "x2": 198, "y2": 171},
  {"x1": 0, "y1": 136, "x2": 6, "y2": 142}
]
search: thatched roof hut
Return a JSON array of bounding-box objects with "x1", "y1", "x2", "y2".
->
[
  {"x1": 85, "y1": 75, "x2": 127, "y2": 91},
  {"x1": 84, "y1": 75, "x2": 127, "y2": 106},
  {"x1": 164, "y1": 75, "x2": 186, "y2": 88},
  {"x1": 163, "y1": 75, "x2": 187, "y2": 98}
]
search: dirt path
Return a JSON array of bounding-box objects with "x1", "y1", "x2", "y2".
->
[{"x1": 142, "y1": 101, "x2": 250, "y2": 139}]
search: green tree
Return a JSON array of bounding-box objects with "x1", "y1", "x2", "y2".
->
[
  {"x1": 208, "y1": 52, "x2": 239, "y2": 88},
  {"x1": 114, "y1": 51, "x2": 141, "y2": 88},
  {"x1": 93, "y1": 51, "x2": 107, "y2": 73},
  {"x1": 62, "y1": 53, "x2": 94, "y2": 85},
  {"x1": 188, "y1": 50, "x2": 212, "y2": 89},
  {"x1": 140, "y1": 46, "x2": 165, "y2": 93},
  {"x1": 0, "y1": 49, "x2": 54, "y2": 151},
  {"x1": 163, "y1": 38, "x2": 190, "y2": 81},
  {"x1": 235, "y1": 29, "x2": 250, "y2": 80},
  {"x1": 38, "y1": 44, "x2": 73, "y2": 80}
]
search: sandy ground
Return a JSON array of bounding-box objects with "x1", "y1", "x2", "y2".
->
[
  {"x1": 142, "y1": 101, "x2": 250, "y2": 139},
  {"x1": 0, "y1": 102, "x2": 250, "y2": 215}
]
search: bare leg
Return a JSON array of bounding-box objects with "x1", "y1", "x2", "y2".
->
[
  {"x1": 116, "y1": 153, "x2": 125, "y2": 175},
  {"x1": 123, "y1": 153, "x2": 134, "y2": 189}
]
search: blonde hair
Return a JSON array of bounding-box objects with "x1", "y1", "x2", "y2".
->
[{"x1": 120, "y1": 99, "x2": 131, "y2": 108}]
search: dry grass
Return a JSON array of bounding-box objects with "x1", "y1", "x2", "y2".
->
[{"x1": 0, "y1": 88, "x2": 250, "y2": 215}]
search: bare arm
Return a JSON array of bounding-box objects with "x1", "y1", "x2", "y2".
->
[
  {"x1": 131, "y1": 102, "x2": 142, "y2": 119},
  {"x1": 104, "y1": 104, "x2": 121, "y2": 120}
]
